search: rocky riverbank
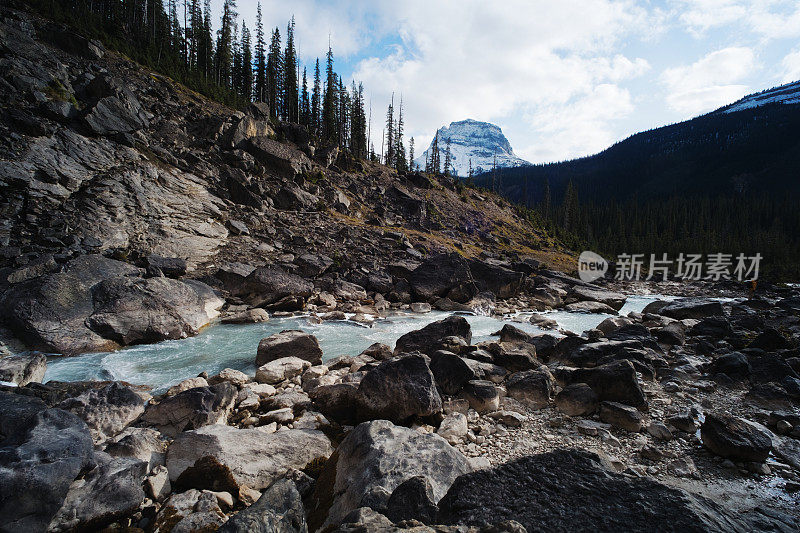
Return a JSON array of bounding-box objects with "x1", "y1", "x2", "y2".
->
[
  {"x1": 2, "y1": 278, "x2": 800, "y2": 532},
  {"x1": 1, "y1": 5, "x2": 799, "y2": 533}
]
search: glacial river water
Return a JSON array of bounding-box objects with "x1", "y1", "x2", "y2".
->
[{"x1": 45, "y1": 295, "x2": 674, "y2": 393}]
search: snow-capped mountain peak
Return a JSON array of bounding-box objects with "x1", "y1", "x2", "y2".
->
[
  {"x1": 413, "y1": 119, "x2": 530, "y2": 177},
  {"x1": 717, "y1": 79, "x2": 800, "y2": 114}
]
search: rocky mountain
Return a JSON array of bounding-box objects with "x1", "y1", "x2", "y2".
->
[{"x1": 414, "y1": 119, "x2": 530, "y2": 177}]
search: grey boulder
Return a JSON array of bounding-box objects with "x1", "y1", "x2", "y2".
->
[{"x1": 308, "y1": 419, "x2": 471, "y2": 530}]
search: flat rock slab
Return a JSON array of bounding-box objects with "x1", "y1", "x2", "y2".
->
[{"x1": 166, "y1": 425, "x2": 333, "y2": 490}]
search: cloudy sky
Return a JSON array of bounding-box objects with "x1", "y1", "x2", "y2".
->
[{"x1": 215, "y1": 0, "x2": 800, "y2": 163}]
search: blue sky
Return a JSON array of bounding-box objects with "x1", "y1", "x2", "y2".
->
[{"x1": 214, "y1": 0, "x2": 800, "y2": 163}]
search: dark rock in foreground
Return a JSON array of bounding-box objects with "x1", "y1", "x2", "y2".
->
[
  {"x1": 308, "y1": 420, "x2": 471, "y2": 530},
  {"x1": 219, "y1": 478, "x2": 308, "y2": 533},
  {"x1": 0, "y1": 392, "x2": 95, "y2": 532},
  {"x1": 700, "y1": 413, "x2": 773, "y2": 462},
  {"x1": 394, "y1": 316, "x2": 472, "y2": 355},
  {"x1": 437, "y1": 449, "x2": 746, "y2": 532},
  {"x1": 356, "y1": 353, "x2": 442, "y2": 423}
]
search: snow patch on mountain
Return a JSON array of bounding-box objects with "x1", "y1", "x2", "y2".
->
[
  {"x1": 414, "y1": 119, "x2": 530, "y2": 177},
  {"x1": 718, "y1": 80, "x2": 800, "y2": 114}
]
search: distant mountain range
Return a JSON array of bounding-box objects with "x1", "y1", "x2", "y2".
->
[
  {"x1": 476, "y1": 79, "x2": 800, "y2": 203},
  {"x1": 414, "y1": 119, "x2": 529, "y2": 177}
]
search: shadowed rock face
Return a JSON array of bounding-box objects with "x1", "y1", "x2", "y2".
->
[
  {"x1": 436, "y1": 449, "x2": 747, "y2": 532},
  {"x1": 0, "y1": 254, "x2": 224, "y2": 355},
  {"x1": 0, "y1": 392, "x2": 95, "y2": 533}
]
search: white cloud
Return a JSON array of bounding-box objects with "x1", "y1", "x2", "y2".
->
[
  {"x1": 782, "y1": 48, "x2": 800, "y2": 83},
  {"x1": 673, "y1": 0, "x2": 800, "y2": 40},
  {"x1": 352, "y1": 0, "x2": 656, "y2": 162},
  {"x1": 661, "y1": 47, "x2": 755, "y2": 115},
  {"x1": 520, "y1": 84, "x2": 636, "y2": 162},
  {"x1": 675, "y1": 0, "x2": 747, "y2": 36}
]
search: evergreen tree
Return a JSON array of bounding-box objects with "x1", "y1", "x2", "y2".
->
[
  {"x1": 395, "y1": 97, "x2": 407, "y2": 172},
  {"x1": 214, "y1": 0, "x2": 237, "y2": 88},
  {"x1": 267, "y1": 27, "x2": 282, "y2": 119},
  {"x1": 283, "y1": 17, "x2": 298, "y2": 122},
  {"x1": 384, "y1": 95, "x2": 394, "y2": 166},
  {"x1": 322, "y1": 45, "x2": 337, "y2": 141},
  {"x1": 300, "y1": 68, "x2": 310, "y2": 126},
  {"x1": 253, "y1": 2, "x2": 266, "y2": 102},
  {"x1": 430, "y1": 133, "x2": 441, "y2": 175},
  {"x1": 239, "y1": 21, "x2": 252, "y2": 102},
  {"x1": 409, "y1": 137, "x2": 415, "y2": 170},
  {"x1": 311, "y1": 59, "x2": 322, "y2": 135}
]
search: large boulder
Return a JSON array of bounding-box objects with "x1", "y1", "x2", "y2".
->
[
  {"x1": 0, "y1": 352, "x2": 46, "y2": 386},
  {"x1": 223, "y1": 115, "x2": 275, "y2": 149},
  {"x1": 394, "y1": 316, "x2": 472, "y2": 355},
  {"x1": 356, "y1": 353, "x2": 442, "y2": 423},
  {"x1": 505, "y1": 369, "x2": 554, "y2": 409},
  {"x1": 239, "y1": 267, "x2": 314, "y2": 307},
  {"x1": 408, "y1": 254, "x2": 476, "y2": 302},
  {"x1": 0, "y1": 392, "x2": 95, "y2": 532},
  {"x1": 256, "y1": 330, "x2": 323, "y2": 366},
  {"x1": 700, "y1": 413, "x2": 773, "y2": 462},
  {"x1": 166, "y1": 425, "x2": 333, "y2": 490},
  {"x1": 246, "y1": 137, "x2": 314, "y2": 180},
  {"x1": 554, "y1": 383, "x2": 599, "y2": 416},
  {"x1": 437, "y1": 450, "x2": 747, "y2": 531},
  {"x1": 310, "y1": 383, "x2": 361, "y2": 424},
  {"x1": 48, "y1": 454, "x2": 147, "y2": 532},
  {"x1": 429, "y1": 351, "x2": 475, "y2": 395},
  {"x1": 85, "y1": 277, "x2": 224, "y2": 346},
  {"x1": 141, "y1": 383, "x2": 237, "y2": 437},
  {"x1": 219, "y1": 478, "x2": 307, "y2": 532},
  {"x1": 0, "y1": 255, "x2": 138, "y2": 355},
  {"x1": 57, "y1": 381, "x2": 148, "y2": 443},
  {"x1": 557, "y1": 360, "x2": 647, "y2": 410},
  {"x1": 467, "y1": 259, "x2": 524, "y2": 299},
  {"x1": 567, "y1": 286, "x2": 627, "y2": 311},
  {"x1": 256, "y1": 356, "x2": 312, "y2": 384},
  {"x1": 308, "y1": 420, "x2": 472, "y2": 530},
  {"x1": 659, "y1": 299, "x2": 725, "y2": 320},
  {"x1": 83, "y1": 94, "x2": 149, "y2": 135}
]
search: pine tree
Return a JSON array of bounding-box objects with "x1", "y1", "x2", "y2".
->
[
  {"x1": 198, "y1": 0, "x2": 213, "y2": 79},
  {"x1": 395, "y1": 97, "x2": 407, "y2": 172},
  {"x1": 239, "y1": 22, "x2": 252, "y2": 102},
  {"x1": 322, "y1": 45, "x2": 337, "y2": 141},
  {"x1": 430, "y1": 133, "x2": 440, "y2": 175},
  {"x1": 300, "y1": 68, "x2": 310, "y2": 126},
  {"x1": 283, "y1": 17, "x2": 298, "y2": 122},
  {"x1": 232, "y1": 23, "x2": 241, "y2": 94},
  {"x1": 311, "y1": 59, "x2": 321, "y2": 135},
  {"x1": 409, "y1": 137, "x2": 415, "y2": 170},
  {"x1": 267, "y1": 27, "x2": 282, "y2": 120},
  {"x1": 253, "y1": 2, "x2": 266, "y2": 102},
  {"x1": 384, "y1": 95, "x2": 394, "y2": 166},
  {"x1": 187, "y1": 0, "x2": 202, "y2": 70},
  {"x1": 214, "y1": 0, "x2": 237, "y2": 89}
]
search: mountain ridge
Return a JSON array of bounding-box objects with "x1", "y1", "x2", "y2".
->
[{"x1": 414, "y1": 119, "x2": 530, "y2": 176}]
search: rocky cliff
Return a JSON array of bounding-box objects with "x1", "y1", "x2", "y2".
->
[{"x1": 0, "y1": 7, "x2": 570, "y2": 355}]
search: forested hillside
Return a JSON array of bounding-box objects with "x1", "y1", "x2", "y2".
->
[{"x1": 475, "y1": 98, "x2": 800, "y2": 279}]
